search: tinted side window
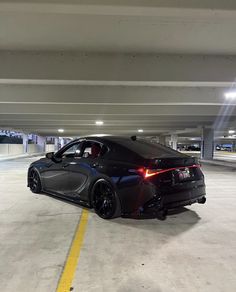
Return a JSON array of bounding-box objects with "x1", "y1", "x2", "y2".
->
[
  {"x1": 61, "y1": 143, "x2": 82, "y2": 158},
  {"x1": 55, "y1": 142, "x2": 83, "y2": 158},
  {"x1": 81, "y1": 141, "x2": 108, "y2": 159}
]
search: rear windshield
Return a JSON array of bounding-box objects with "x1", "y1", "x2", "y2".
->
[{"x1": 114, "y1": 138, "x2": 187, "y2": 159}]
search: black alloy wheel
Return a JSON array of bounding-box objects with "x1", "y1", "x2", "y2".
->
[
  {"x1": 92, "y1": 179, "x2": 120, "y2": 219},
  {"x1": 29, "y1": 168, "x2": 42, "y2": 194}
]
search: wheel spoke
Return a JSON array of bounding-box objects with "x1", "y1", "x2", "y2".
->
[
  {"x1": 94, "y1": 182, "x2": 115, "y2": 218},
  {"x1": 29, "y1": 170, "x2": 41, "y2": 193}
]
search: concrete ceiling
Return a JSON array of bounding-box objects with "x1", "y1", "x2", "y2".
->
[{"x1": 0, "y1": 0, "x2": 236, "y2": 138}]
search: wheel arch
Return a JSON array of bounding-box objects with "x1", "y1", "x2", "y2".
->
[{"x1": 88, "y1": 176, "x2": 123, "y2": 215}]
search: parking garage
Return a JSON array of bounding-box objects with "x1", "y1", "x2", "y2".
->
[{"x1": 0, "y1": 1, "x2": 236, "y2": 292}]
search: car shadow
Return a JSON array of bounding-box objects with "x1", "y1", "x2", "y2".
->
[
  {"x1": 40, "y1": 193, "x2": 201, "y2": 237},
  {"x1": 124, "y1": 206, "x2": 191, "y2": 220},
  {"x1": 110, "y1": 207, "x2": 201, "y2": 238}
]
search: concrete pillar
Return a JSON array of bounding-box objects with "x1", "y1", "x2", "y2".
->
[
  {"x1": 232, "y1": 141, "x2": 236, "y2": 153},
  {"x1": 170, "y1": 134, "x2": 178, "y2": 150},
  {"x1": 37, "y1": 136, "x2": 46, "y2": 152},
  {"x1": 201, "y1": 127, "x2": 214, "y2": 160},
  {"x1": 32, "y1": 134, "x2": 37, "y2": 144},
  {"x1": 59, "y1": 137, "x2": 65, "y2": 148},
  {"x1": 54, "y1": 137, "x2": 59, "y2": 152},
  {"x1": 22, "y1": 133, "x2": 28, "y2": 153},
  {"x1": 159, "y1": 135, "x2": 166, "y2": 146},
  {"x1": 151, "y1": 136, "x2": 159, "y2": 143},
  {"x1": 63, "y1": 138, "x2": 70, "y2": 145}
]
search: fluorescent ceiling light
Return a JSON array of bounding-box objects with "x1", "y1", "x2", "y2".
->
[
  {"x1": 228, "y1": 130, "x2": 235, "y2": 134},
  {"x1": 90, "y1": 134, "x2": 110, "y2": 137},
  {"x1": 58, "y1": 129, "x2": 64, "y2": 133},
  {"x1": 225, "y1": 91, "x2": 236, "y2": 99},
  {"x1": 95, "y1": 120, "x2": 104, "y2": 126},
  {"x1": 138, "y1": 129, "x2": 143, "y2": 133}
]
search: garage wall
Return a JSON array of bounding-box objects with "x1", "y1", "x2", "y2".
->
[
  {"x1": 45, "y1": 144, "x2": 55, "y2": 152},
  {"x1": 28, "y1": 144, "x2": 43, "y2": 154},
  {"x1": 0, "y1": 144, "x2": 55, "y2": 155},
  {"x1": 0, "y1": 144, "x2": 8, "y2": 155},
  {"x1": 0, "y1": 144, "x2": 24, "y2": 155}
]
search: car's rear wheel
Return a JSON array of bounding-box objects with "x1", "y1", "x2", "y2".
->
[
  {"x1": 92, "y1": 179, "x2": 121, "y2": 219},
  {"x1": 28, "y1": 168, "x2": 42, "y2": 194}
]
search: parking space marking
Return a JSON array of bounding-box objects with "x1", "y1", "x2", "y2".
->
[{"x1": 56, "y1": 209, "x2": 89, "y2": 292}]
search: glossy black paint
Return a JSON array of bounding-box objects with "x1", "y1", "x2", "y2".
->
[{"x1": 27, "y1": 136, "x2": 206, "y2": 218}]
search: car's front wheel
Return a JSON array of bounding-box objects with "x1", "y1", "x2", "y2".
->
[
  {"x1": 28, "y1": 168, "x2": 42, "y2": 194},
  {"x1": 91, "y1": 179, "x2": 121, "y2": 219}
]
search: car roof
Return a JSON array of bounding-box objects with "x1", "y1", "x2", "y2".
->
[
  {"x1": 73, "y1": 136, "x2": 131, "y2": 144},
  {"x1": 72, "y1": 136, "x2": 186, "y2": 160}
]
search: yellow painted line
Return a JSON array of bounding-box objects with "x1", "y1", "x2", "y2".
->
[{"x1": 56, "y1": 209, "x2": 89, "y2": 292}]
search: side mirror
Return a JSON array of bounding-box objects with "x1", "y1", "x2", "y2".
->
[{"x1": 46, "y1": 152, "x2": 54, "y2": 160}]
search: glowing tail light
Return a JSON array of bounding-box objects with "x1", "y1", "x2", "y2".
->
[
  {"x1": 145, "y1": 168, "x2": 161, "y2": 178},
  {"x1": 137, "y1": 165, "x2": 201, "y2": 179}
]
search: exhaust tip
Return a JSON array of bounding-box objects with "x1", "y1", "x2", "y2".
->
[{"x1": 198, "y1": 197, "x2": 206, "y2": 204}]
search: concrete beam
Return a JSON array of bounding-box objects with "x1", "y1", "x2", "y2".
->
[
  {"x1": 10, "y1": 128, "x2": 185, "y2": 137},
  {"x1": 1, "y1": 104, "x2": 235, "y2": 116},
  {"x1": 0, "y1": 114, "x2": 229, "y2": 123},
  {"x1": 0, "y1": 120, "x2": 210, "y2": 128},
  {"x1": 1, "y1": 52, "x2": 236, "y2": 86},
  {"x1": 2, "y1": 125, "x2": 198, "y2": 132},
  {"x1": 1, "y1": 0, "x2": 236, "y2": 15},
  {"x1": 0, "y1": 85, "x2": 235, "y2": 105}
]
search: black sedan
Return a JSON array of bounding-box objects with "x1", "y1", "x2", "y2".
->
[{"x1": 27, "y1": 136, "x2": 206, "y2": 220}]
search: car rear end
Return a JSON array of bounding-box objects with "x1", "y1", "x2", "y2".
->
[
  {"x1": 106, "y1": 137, "x2": 206, "y2": 219},
  {"x1": 140, "y1": 156, "x2": 206, "y2": 216}
]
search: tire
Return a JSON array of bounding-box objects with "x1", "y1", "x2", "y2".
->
[
  {"x1": 156, "y1": 209, "x2": 167, "y2": 221},
  {"x1": 91, "y1": 179, "x2": 121, "y2": 219},
  {"x1": 28, "y1": 168, "x2": 42, "y2": 194}
]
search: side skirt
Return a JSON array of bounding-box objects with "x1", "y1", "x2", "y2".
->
[{"x1": 41, "y1": 189, "x2": 92, "y2": 208}]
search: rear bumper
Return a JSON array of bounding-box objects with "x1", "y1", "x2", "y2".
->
[{"x1": 141, "y1": 183, "x2": 206, "y2": 214}]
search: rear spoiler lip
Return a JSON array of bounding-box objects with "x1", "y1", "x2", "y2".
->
[{"x1": 147, "y1": 156, "x2": 199, "y2": 168}]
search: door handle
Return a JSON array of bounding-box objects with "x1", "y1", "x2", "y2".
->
[
  {"x1": 92, "y1": 162, "x2": 100, "y2": 168},
  {"x1": 62, "y1": 163, "x2": 69, "y2": 168}
]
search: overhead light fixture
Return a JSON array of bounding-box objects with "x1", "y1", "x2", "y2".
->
[
  {"x1": 58, "y1": 129, "x2": 64, "y2": 133},
  {"x1": 138, "y1": 129, "x2": 143, "y2": 133},
  {"x1": 90, "y1": 134, "x2": 109, "y2": 137},
  {"x1": 95, "y1": 120, "x2": 104, "y2": 126},
  {"x1": 228, "y1": 130, "x2": 235, "y2": 134},
  {"x1": 225, "y1": 91, "x2": 236, "y2": 99}
]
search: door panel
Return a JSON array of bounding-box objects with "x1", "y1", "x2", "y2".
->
[
  {"x1": 42, "y1": 141, "x2": 84, "y2": 196},
  {"x1": 41, "y1": 159, "x2": 71, "y2": 195},
  {"x1": 66, "y1": 158, "x2": 95, "y2": 200}
]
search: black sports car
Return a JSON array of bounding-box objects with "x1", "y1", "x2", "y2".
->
[{"x1": 27, "y1": 136, "x2": 206, "y2": 220}]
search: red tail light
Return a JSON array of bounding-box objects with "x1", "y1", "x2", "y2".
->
[
  {"x1": 137, "y1": 165, "x2": 201, "y2": 179},
  {"x1": 145, "y1": 168, "x2": 161, "y2": 178},
  {"x1": 137, "y1": 168, "x2": 161, "y2": 178}
]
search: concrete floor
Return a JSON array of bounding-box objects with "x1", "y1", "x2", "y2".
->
[
  {"x1": 0, "y1": 158, "x2": 236, "y2": 292},
  {"x1": 214, "y1": 152, "x2": 236, "y2": 162}
]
